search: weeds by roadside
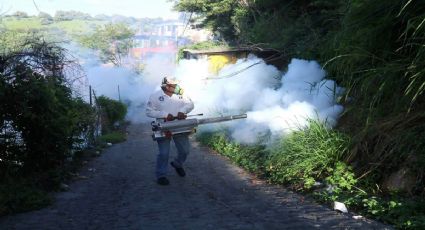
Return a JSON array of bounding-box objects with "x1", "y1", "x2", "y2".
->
[{"x1": 197, "y1": 120, "x2": 425, "y2": 229}]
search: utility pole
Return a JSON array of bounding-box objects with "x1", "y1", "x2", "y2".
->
[
  {"x1": 89, "y1": 85, "x2": 92, "y2": 105},
  {"x1": 118, "y1": 85, "x2": 121, "y2": 102}
]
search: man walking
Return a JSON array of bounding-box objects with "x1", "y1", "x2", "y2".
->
[{"x1": 146, "y1": 77, "x2": 194, "y2": 185}]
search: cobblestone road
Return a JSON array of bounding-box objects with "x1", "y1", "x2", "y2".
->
[{"x1": 0, "y1": 124, "x2": 392, "y2": 230}]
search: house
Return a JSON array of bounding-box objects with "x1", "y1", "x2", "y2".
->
[{"x1": 129, "y1": 20, "x2": 211, "y2": 63}]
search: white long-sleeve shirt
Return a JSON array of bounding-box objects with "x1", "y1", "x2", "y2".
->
[{"x1": 145, "y1": 89, "x2": 194, "y2": 119}]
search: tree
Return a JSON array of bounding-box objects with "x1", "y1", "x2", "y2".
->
[
  {"x1": 172, "y1": 0, "x2": 344, "y2": 55},
  {"x1": 80, "y1": 23, "x2": 134, "y2": 66},
  {"x1": 54, "y1": 10, "x2": 92, "y2": 21},
  {"x1": 0, "y1": 33, "x2": 95, "y2": 175},
  {"x1": 96, "y1": 96, "x2": 127, "y2": 133},
  {"x1": 172, "y1": 0, "x2": 240, "y2": 43}
]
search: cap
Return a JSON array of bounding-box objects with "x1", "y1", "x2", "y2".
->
[{"x1": 162, "y1": 77, "x2": 179, "y2": 85}]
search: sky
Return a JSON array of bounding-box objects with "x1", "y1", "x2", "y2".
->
[{"x1": 0, "y1": 0, "x2": 179, "y2": 19}]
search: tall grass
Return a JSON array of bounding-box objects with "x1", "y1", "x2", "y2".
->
[
  {"x1": 188, "y1": 0, "x2": 425, "y2": 227},
  {"x1": 2, "y1": 18, "x2": 43, "y2": 30},
  {"x1": 321, "y1": 0, "x2": 425, "y2": 193},
  {"x1": 324, "y1": 0, "x2": 425, "y2": 116},
  {"x1": 266, "y1": 119, "x2": 350, "y2": 189},
  {"x1": 197, "y1": 120, "x2": 425, "y2": 228}
]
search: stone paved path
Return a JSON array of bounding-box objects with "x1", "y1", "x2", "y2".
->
[{"x1": 0, "y1": 124, "x2": 392, "y2": 230}]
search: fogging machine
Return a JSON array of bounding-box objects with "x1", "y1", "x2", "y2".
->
[{"x1": 151, "y1": 114, "x2": 247, "y2": 140}]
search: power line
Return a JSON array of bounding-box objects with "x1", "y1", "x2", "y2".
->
[
  {"x1": 202, "y1": 52, "x2": 285, "y2": 80},
  {"x1": 176, "y1": 12, "x2": 193, "y2": 48},
  {"x1": 32, "y1": 0, "x2": 41, "y2": 13}
]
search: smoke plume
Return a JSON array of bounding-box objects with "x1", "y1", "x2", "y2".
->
[
  {"x1": 67, "y1": 43, "x2": 343, "y2": 144},
  {"x1": 174, "y1": 55, "x2": 344, "y2": 143}
]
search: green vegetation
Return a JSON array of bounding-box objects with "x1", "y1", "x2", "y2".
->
[
  {"x1": 173, "y1": 0, "x2": 239, "y2": 41},
  {"x1": 266, "y1": 120, "x2": 350, "y2": 189},
  {"x1": 197, "y1": 121, "x2": 352, "y2": 191},
  {"x1": 0, "y1": 34, "x2": 98, "y2": 215},
  {"x1": 321, "y1": 1, "x2": 425, "y2": 196},
  {"x1": 0, "y1": 180, "x2": 52, "y2": 216},
  {"x1": 79, "y1": 23, "x2": 135, "y2": 66},
  {"x1": 173, "y1": 0, "x2": 343, "y2": 55},
  {"x1": 0, "y1": 13, "x2": 141, "y2": 216},
  {"x1": 0, "y1": 34, "x2": 95, "y2": 174},
  {"x1": 180, "y1": 0, "x2": 425, "y2": 228},
  {"x1": 53, "y1": 10, "x2": 92, "y2": 21},
  {"x1": 1, "y1": 17, "x2": 106, "y2": 38},
  {"x1": 96, "y1": 96, "x2": 128, "y2": 133},
  {"x1": 50, "y1": 20, "x2": 106, "y2": 36},
  {"x1": 197, "y1": 120, "x2": 425, "y2": 229},
  {"x1": 177, "y1": 40, "x2": 229, "y2": 60},
  {"x1": 0, "y1": 32, "x2": 127, "y2": 216},
  {"x1": 197, "y1": 131, "x2": 267, "y2": 174},
  {"x1": 188, "y1": 40, "x2": 228, "y2": 49},
  {"x1": 1, "y1": 17, "x2": 43, "y2": 30},
  {"x1": 99, "y1": 131, "x2": 127, "y2": 145}
]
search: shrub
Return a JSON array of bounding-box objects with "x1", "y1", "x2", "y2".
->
[
  {"x1": 320, "y1": 0, "x2": 425, "y2": 192},
  {"x1": 0, "y1": 34, "x2": 95, "y2": 176},
  {"x1": 266, "y1": 120, "x2": 350, "y2": 190},
  {"x1": 197, "y1": 131, "x2": 267, "y2": 174},
  {"x1": 96, "y1": 96, "x2": 127, "y2": 133},
  {"x1": 0, "y1": 179, "x2": 52, "y2": 216}
]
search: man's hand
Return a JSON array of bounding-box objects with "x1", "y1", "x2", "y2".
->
[
  {"x1": 177, "y1": 112, "x2": 187, "y2": 120},
  {"x1": 164, "y1": 131, "x2": 172, "y2": 139},
  {"x1": 166, "y1": 114, "x2": 175, "y2": 121}
]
